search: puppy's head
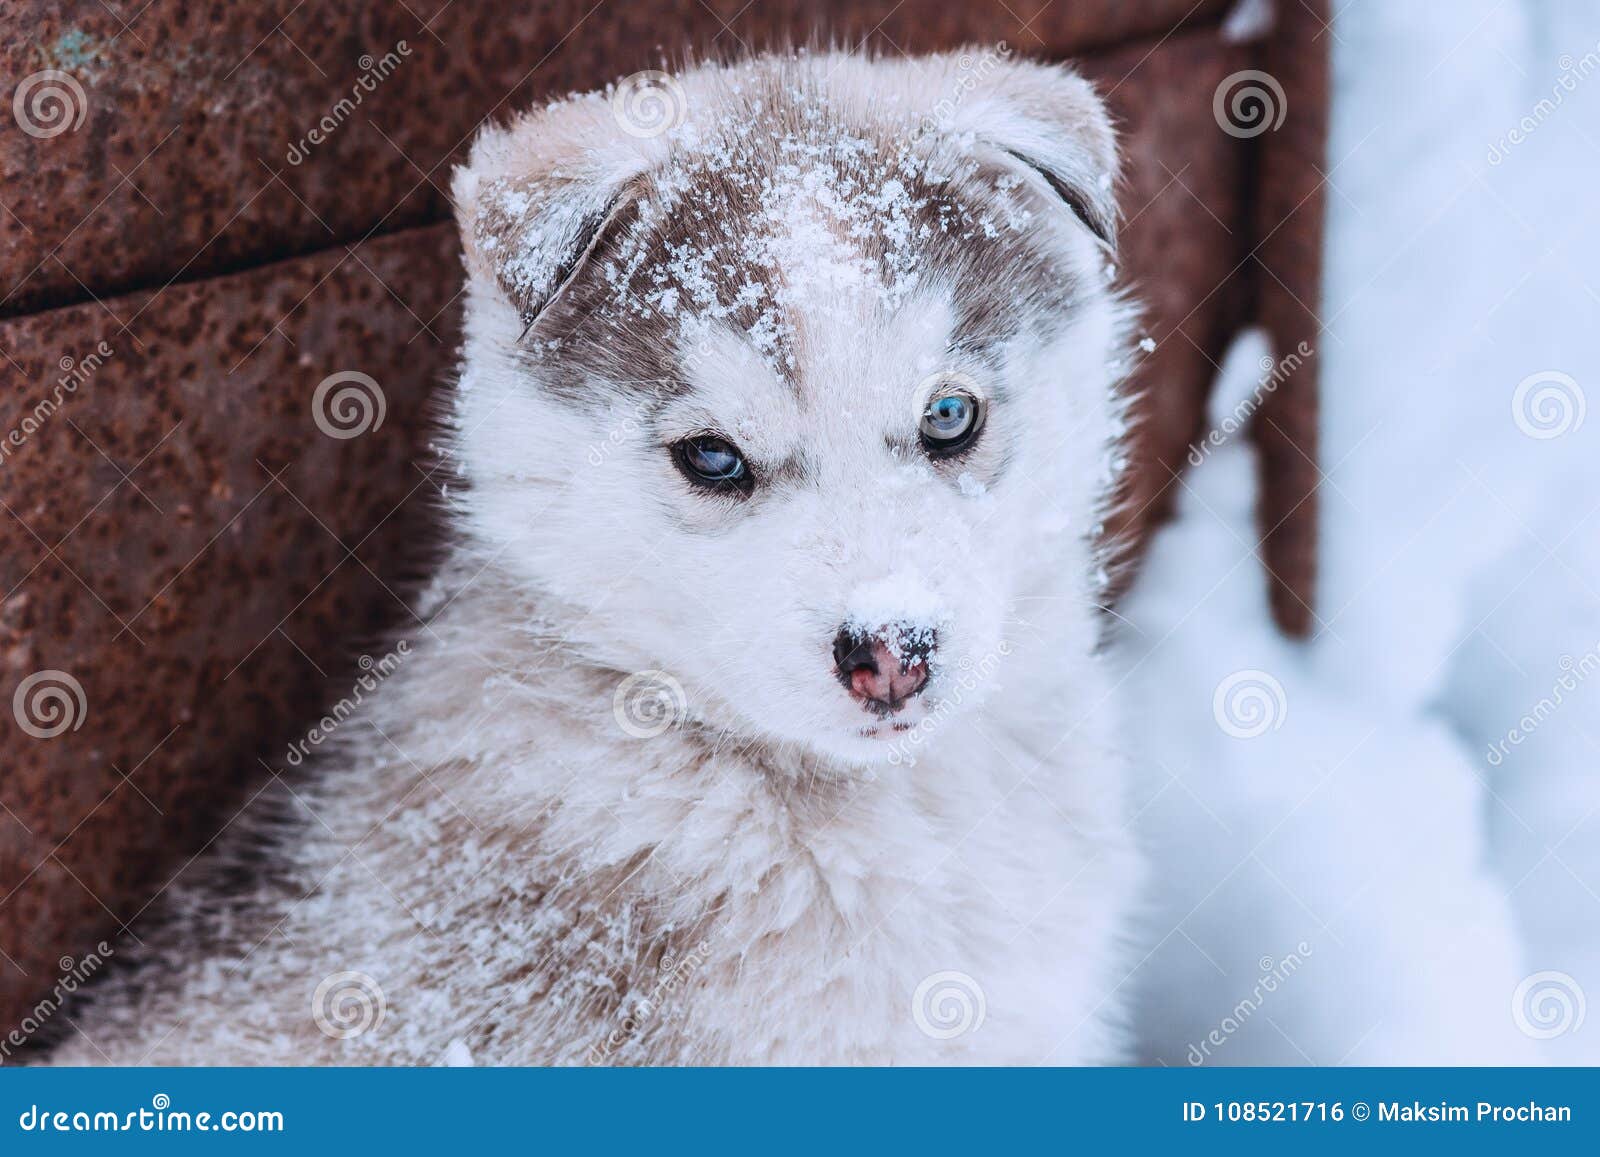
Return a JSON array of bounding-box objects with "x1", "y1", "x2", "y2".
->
[{"x1": 450, "y1": 52, "x2": 1133, "y2": 764}]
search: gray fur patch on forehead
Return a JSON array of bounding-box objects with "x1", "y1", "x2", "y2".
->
[{"x1": 518, "y1": 66, "x2": 1089, "y2": 403}]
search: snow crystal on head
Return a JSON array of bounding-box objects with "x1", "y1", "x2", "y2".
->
[
  {"x1": 578, "y1": 81, "x2": 1046, "y2": 378},
  {"x1": 636, "y1": 128, "x2": 930, "y2": 369}
]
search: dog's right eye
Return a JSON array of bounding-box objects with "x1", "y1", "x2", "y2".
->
[
  {"x1": 671, "y1": 434, "x2": 754, "y2": 497},
  {"x1": 919, "y1": 390, "x2": 983, "y2": 458}
]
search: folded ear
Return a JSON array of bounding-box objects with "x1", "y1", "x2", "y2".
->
[
  {"x1": 928, "y1": 55, "x2": 1121, "y2": 252},
  {"x1": 451, "y1": 96, "x2": 654, "y2": 331}
]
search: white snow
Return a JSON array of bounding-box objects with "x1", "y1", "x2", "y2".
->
[
  {"x1": 1221, "y1": 0, "x2": 1277, "y2": 45},
  {"x1": 1118, "y1": 0, "x2": 1600, "y2": 1065},
  {"x1": 844, "y1": 571, "x2": 951, "y2": 661}
]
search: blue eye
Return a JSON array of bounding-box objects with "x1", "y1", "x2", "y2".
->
[
  {"x1": 673, "y1": 434, "x2": 753, "y2": 496},
  {"x1": 919, "y1": 391, "x2": 982, "y2": 456}
]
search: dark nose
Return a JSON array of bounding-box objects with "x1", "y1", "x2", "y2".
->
[{"x1": 832, "y1": 626, "x2": 934, "y2": 715}]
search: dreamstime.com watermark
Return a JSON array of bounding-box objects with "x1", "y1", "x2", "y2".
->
[
  {"x1": 587, "y1": 938, "x2": 714, "y2": 1063},
  {"x1": 0, "y1": 341, "x2": 115, "y2": 469},
  {"x1": 285, "y1": 42, "x2": 412, "y2": 165},
  {"x1": 283, "y1": 642, "x2": 411, "y2": 767},
  {"x1": 1488, "y1": 42, "x2": 1600, "y2": 165},
  {"x1": 1, "y1": 942, "x2": 114, "y2": 1060},
  {"x1": 586, "y1": 398, "x2": 650, "y2": 468},
  {"x1": 1485, "y1": 643, "x2": 1600, "y2": 766},
  {"x1": 915, "y1": 44, "x2": 1013, "y2": 137},
  {"x1": 17, "y1": 1095, "x2": 283, "y2": 1134},
  {"x1": 1188, "y1": 340, "x2": 1313, "y2": 465},
  {"x1": 1185, "y1": 941, "x2": 1314, "y2": 1065},
  {"x1": 887, "y1": 641, "x2": 1013, "y2": 767},
  {"x1": 585, "y1": 330, "x2": 725, "y2": 467}
]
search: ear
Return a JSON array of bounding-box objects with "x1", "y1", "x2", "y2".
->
[
  {"x1": 451, "y1": 95, "x2": 655, "y2": 331},
  {"x1": 929, "y1": 54, "x2": 1121, "y2": 252}
]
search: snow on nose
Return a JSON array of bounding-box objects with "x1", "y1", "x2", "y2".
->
[{"x1": 833, "y1": 627, "x2": 935, "y2": 715}]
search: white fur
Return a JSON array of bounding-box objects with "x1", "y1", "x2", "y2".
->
[{"x1": 55, "y1": 51, "x2": 1142, "y2": 1067}]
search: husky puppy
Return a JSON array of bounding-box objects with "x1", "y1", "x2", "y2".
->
[{"x1": 55, "y1": 50, "x2": 1141, "y2": 1066}]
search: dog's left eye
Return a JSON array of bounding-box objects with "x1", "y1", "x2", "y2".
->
[
  {"x1": 672, "y1": 433, "x2": 753, "y2": 497},
  {"x1": 919, "y1": 391, "x2": 983, "y2": 457}
]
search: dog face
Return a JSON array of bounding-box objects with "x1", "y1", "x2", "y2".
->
[{"x1": 450, "y1": 53, "x2": 1132, "y2": 764}]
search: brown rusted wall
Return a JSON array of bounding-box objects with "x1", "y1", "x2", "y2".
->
[
  {"x1": 1, "y1": 0, "x2": 1231, "y2": 317},
  {"x1": 0, "y1": 227, "x2": 456, "y2": 1035},
  {"x1": 0, "y1": 0, "x2": 1324, "y2": 1032}
]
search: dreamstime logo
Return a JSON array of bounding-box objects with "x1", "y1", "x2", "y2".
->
[
  {"x1": 0, "y1": 339, "x2": 115, "y2": 469},
  {"x1": 1, "y1": 940, "x2": 114, "y2": 1058},
  {"x1": 587, "y1": 938, "x2": 714, "y2": 1064},
  {"x1": 12, "y1": 669, "x2": 87, "y2": 739},
  {"x1": 1212, "y1": 669, "x2": 1287, "y2": 739},
  {"x1": 1485, "y1": 644, "x2": 1600, "y2": 766},
  {"x1": 610, "y1": 71, "x2": 687, "y2": 139},
  {"x1": 312, "y1": 370, "x2": 386, "y2": 439},
  {"x1": 1512, "y1": 970, "x2": 1586, "y2": 1039},
  {"x1": 1488, "y1": 41, "x2": 1600, "y2": 165},
  {"x1": 13, "y1": 70, "x2": 89, "y2": 138},
  {"x1": 285, "y1": 41, "x2": 412, "y2": 165},
  {"x1": 16, "y1": 1092, "x2": 283, "y2": 1133},
  {"x1": 1188, "y1": 340, "x2": 1313, "y2": 465},
  {"x1": 887, "y1": 640, "x2": 1012, "y2": 767},
  {"x1": 1212, "y1": 70, "x2": 1287, "y2": 138},
  {"x1": 613, "y1": 670, "x2": 687, "y2": 739},
  {"x1": 915, "y1": 43, "x2": 1013, "y2": 137},
  {"x1": 1186, "y1": 941, "x2": 1314, "y2": 1065},
  {"x1": 911, "y1": 970, "x2": 986, "y2": 1040},
  {"x1": 1511, "y1": 370, "x2": 1585, "y2": 439},
  {"x1": 283, "y1": 642, "x2": 411, "y2": 767},
  {"x1": 311, "y1": 970, "x2": 386, "y2": 1039},
  {"x1": 588, "y1": 332, "x2": 723, "y2": 467},
  {"x1": 586, "y1": 397, "x2": 651, "y2": 468}
]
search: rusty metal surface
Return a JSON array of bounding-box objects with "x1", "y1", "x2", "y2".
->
[
  {"x1": 0, "y1": 224, "x2": 456, "y2": 1025},
  {"x1": 0, "y1": 0, "x2": 1226, "y2": 318},
  {"x1": 1250, "y1": 0, "x2": 1329, "y2": 635}
]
